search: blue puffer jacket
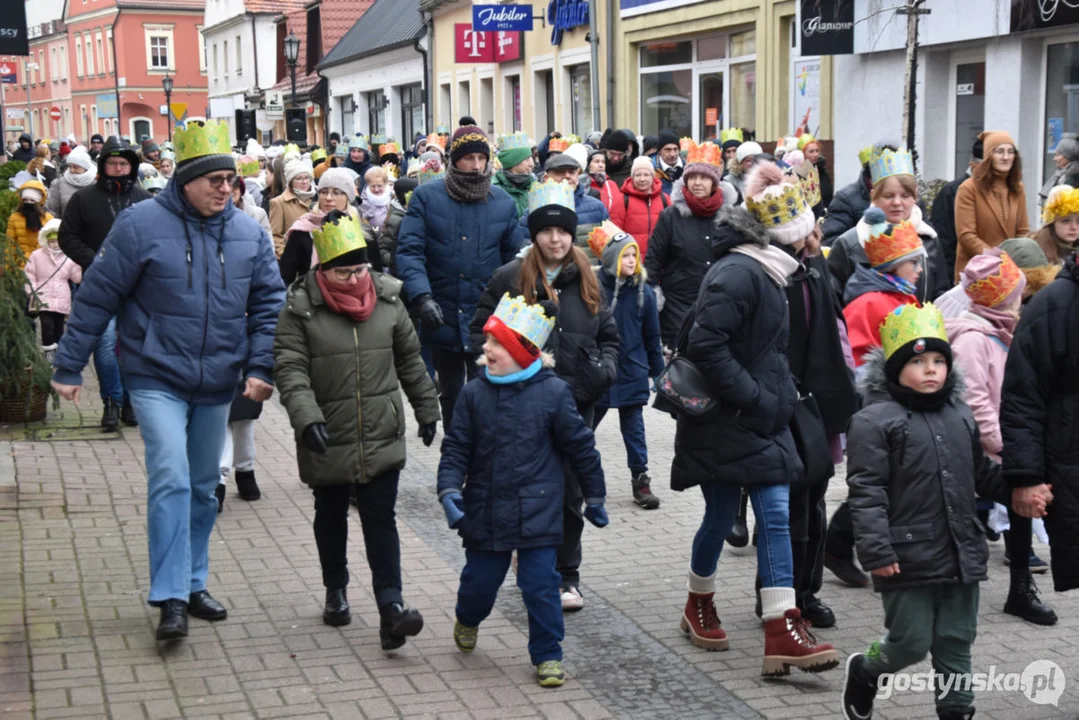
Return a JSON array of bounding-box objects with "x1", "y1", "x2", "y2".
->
[
  {"x1": 53, "y1": 177, "x2": 286, "y2": 406},
  {"x1": 599, "y1": 269, "x2": 665, "y2": 407},
  {"x1": 396, "y1": 176, "x2": 525, "y2": 353},
  {"x1": 436, "y1": 366, "x2": 606, "y2": 551}
]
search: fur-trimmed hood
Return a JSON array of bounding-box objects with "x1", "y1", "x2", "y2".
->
[
  {"x1": 669, "y1": 177, "x2": 739, "y2": 222},
  {"x1": 858, "y1": 346, "x2": 966, "y2": 405},
  {"x1": 710, "y1": 203, "x2": 773, "y2": 259}
]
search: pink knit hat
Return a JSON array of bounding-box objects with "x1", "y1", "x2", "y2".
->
[{"x1": 961, "y1": 248, "x2": 1026, "y2": 309}]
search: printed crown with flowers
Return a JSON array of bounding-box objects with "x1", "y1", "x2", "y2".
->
[
  {"x1": 880, "y1": 303, "x2": 948, "y2": 361},
  {"x1": 490, "y1": 293, "x2": 556, "y2": 352},
  {"x1": 173, "y1": 120, "x2": 232, "y2": 164},
  {"x1": 870, "y1": 145, "x2": 915, "y2": 185},
  {"x1": 965, "y1": 251, "x2": 1024, "y2": 308},
  {"x1": 418, "y1": 158, "x2": 444, "y2": 185},
  {"x1": 1042, "y1": 184, "x2": 1079, "y2": 224},
  {"x1": 348, "y1": 135, "x2": 369, "y2": 151},
  {"x1": 792, "y1": 163, "x2": 822, "y2": 207},
  {"x1": 370, "y1": 134, "x2": 387, "y2": 146},
  {"x1": 587, "y1": 220, "x2": 628, "y2": 259},
  {"x1": 528, "y1": 179, "x2": 576, "y2": 215},
  {"x1": 745, "y1": 181, "x2": 812, "y2": 229},
  {"x1": 720, "y1": 128, "x2": 744, "y2": 144},
  {"x1": 312, "y1": 213, "x2": 368, "y2": 266},
  {"x1": 548, "y1": 135, "x2": 579, "y2": 154},
  {"x1": 499, "y1": 131, "x2": 532, "y2": 152},
  {"x1": 686, "y1": 142, "x2": 723, "y2": 167}
]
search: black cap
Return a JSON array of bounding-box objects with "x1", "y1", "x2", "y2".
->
[
  {"x1": 657, "y1": 129, "x2": 680, "y2": 151},
  {"x1": 91, "y1": 134, "x2": 104, "y2": 144}
]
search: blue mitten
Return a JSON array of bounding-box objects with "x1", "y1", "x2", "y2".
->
[
  {"x1": 441, "y1": 491, "x2": 465, "y2": 529},
  {"x1": 584, "y1": 503, "x2": 609, "y2": 528}
]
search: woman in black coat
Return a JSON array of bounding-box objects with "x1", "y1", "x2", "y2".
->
[{"x1": 471, "y1": 183, "x2": 618, "y2": 612}]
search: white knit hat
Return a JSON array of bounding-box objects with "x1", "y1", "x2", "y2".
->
[
  {"x1": 564, "y1": 143, "x2": 589, "y2": 172},
  {"x1": 736, "y1": 142, "x2": 763, "y2": 163},
  {"x1": 65, "y1": 146, "x2": 95, "y2": 173},
  {"x1": 245, "y1": 137, "x2": 266, "y2": 159},
  {"x1": 284, "y1": 159, "x2": 313, "y2": 190},
  {"x1": 317, "y1": 167, "x2": 357, "y2": 203}
]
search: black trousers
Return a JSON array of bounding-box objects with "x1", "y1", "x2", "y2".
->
[
  {"x1": 433, "y1": 349, "x2": 480, "y2": 433},
  {"x1": 557, "y1": 405, "x2": 594, "y2": 588},
  {"x1": 825, "y1": 500, "x2": 855, "y2": 559},
  {"x1": 1004, "y1": 507, "x2": 1033, "y2": 574},
  {"x1": 790, "y1": 479, "x2": 828, "y2": 603},
  {"x1": 39, "y1": 311, "x2": 66, "y2": 347},
  {"x1": 312, "y1": 471, "x2": 403, "y2": 609}
]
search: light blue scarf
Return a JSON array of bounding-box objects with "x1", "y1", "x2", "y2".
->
[{"x1": 486, "y1": 358, "x2": 543, "y2": 384}]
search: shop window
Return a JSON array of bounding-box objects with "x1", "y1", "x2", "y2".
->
[
  {"x1": 458, "y1": 81, "x2": 471, "y2": 119},
  {"x1": 1044, "y1": 42, "x2": 1079, "y2": 182},
  {"x1": 569, "y1": 64, "x2": 592, "y2": 136},
  {"x1": 641, "y1": 41, "x2": 692, "y2": 68},
  {"x1": 641, "y1": 70, "x2": 691, "y2": 138},
  {"x1": 730, "y1": 61, "x2": 756, "y2": 140},
  {"x1": 479, "y1": 77, "x2": 494, "y2": 134},
  {"x1": 506, "y1": 75, "x2": 522, "y2": 132},
  {"x1": 340, "y1": 94, "x2": 355, "y2": 136},
  {"x1": 697, "y1": 36, "x2": 726, "y2": 62},
  {"x1": 368, "y1": 92, "x2": 387, "y2": 136},
  {"x1": 400, "y1": 84, "x2": 424, "y2": 143},
  {"x1": 730, "y1": 30, "x2": 756, "y2": 57},
  {"x1": 439, "y1": 83, "x2": 452, "y2": 127}
]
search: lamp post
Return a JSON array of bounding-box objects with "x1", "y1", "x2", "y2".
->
[
  {"x1": 283, "y1": 32, "x2": 300, "y2": 108},
  {"x1": 162, "y1": 74, "x2": 174, "y2": 141}
]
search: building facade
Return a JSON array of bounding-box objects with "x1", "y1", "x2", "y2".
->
[{"x1": 3, "y1": 18, "x2": 74, "y2": 145}]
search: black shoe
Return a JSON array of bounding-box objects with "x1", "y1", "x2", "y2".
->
[
  {"x1": 156, "y1": 599, "x2": 189, "y2": 640},
  {"x1": 120, "y1": 398, "x2": 138, "y2": 427},
  {"x1": 631, "y1": 472, "x2": 661, "y2": 510},
  {"x1": 214, "y1": 483, "x2": 225, "y2": 514},
  {"x1": 799, "y1": 595, "x2": 836, "y2": 629},
  {"x1": 841, "y1": 652, "x2": 877, "y2": 720},
  {"x1": 323, "y1": 588, "x2": 351, "y2": 627},
  {"x1": 936, "y1": 708, "x2": 975, "y2": 720},
  {"x1": 187, "y1": 590, "x2": 228, "y2": 621},
  {"x1": 101, "y1": 398, "x2": 120, "y2": 432},
  {"x1": 825, "y1": 554, "x2": 870, "y2": 588},
  {"x1": 726, "y1": 491, "x2": 749, "y2": 547},
  {"x1": 235, "y1": 470, "x2": 261, "y2": 501},
  {"x1": 1004, "y1": 571, "x2": 1057, "y2": 626},
  {"x1": 379, "y1": 602, "x2": 424, "y2": 650}
]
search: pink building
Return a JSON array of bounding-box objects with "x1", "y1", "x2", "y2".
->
[{"x1": 2, "y1": 20, "x2": 74, "y2": 145}]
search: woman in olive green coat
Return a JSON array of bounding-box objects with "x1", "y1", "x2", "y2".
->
[{"x1": 273, "y1": 210, "x2": 440, "y2": 651}]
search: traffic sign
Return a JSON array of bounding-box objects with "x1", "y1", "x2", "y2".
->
[{"x1": 49, "y1": 107, "x2": 61, "y2": 121}]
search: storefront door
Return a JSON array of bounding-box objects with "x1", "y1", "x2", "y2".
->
[
  {"x1": 954, "y1": 62, "x2": 985, "y2": 177},
  {"x1": 697, "y1": 69, "x2": 725, "y2": 143}
]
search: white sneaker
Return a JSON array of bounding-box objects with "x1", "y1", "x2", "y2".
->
[{"x1": 560, "y1": 586, "x2": 584, "y2": 612}]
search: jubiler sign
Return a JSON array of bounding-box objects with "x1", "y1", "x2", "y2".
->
[
  {"x1": 472, "y1": 4, "x2": 534, "y2": 32},
  {"x1": 800, "y1": 0, "x2": 854, "y2": 56}
]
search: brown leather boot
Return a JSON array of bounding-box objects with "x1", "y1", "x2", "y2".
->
[
  {"x1": 679, "y1": 592, "x2": 729, "y2": 651},
  {"x1": 761, "y1": 608, "x2": 839, "y2": 676}
]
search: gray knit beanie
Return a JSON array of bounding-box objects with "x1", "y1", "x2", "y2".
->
[
  {"x1": 175, "y1": 153, "x2": 237, "y2": 187},
  {"x1": 1056, "y1": 133, "x2": 1079, "y2": 163},
  {"x1": 600, "y1": 230, "x2": 645, "y2": 313},
  {"x1": 317, "y1": 167, "x2": 357, "y2": 203}
]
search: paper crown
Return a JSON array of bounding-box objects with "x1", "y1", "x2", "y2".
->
[
  {"x1": 745, "y1": 182, "x2": 812, "y2": 229},
  {"x1": 436, "y1": 124, "x2": 451, "y2": 135},
  {"x1": 528, "y1": 179, "x2": 576, "y2": 215},
  {"x1": 237, "y1": 156, "x2": 259, "y2": 176},
  {"x1": 348, "y1": 135, "x2": 369, "y2": 151},
  {"x1": 965, "y1": 251, "x2": 1024, "y2": 308},
  {"x1": 792, "y1": 162, "x2": 822, "y2": 207},
  {"x1": 880, "y1": 303, "x2": 948, "y2": 361},
  {"x1": 312, "y1": 213, "x2": 368, "y2": 266},
  {"x1": 310, "y1": 148, "x2": 327, "y2": 163},
  {"x1": 797, "y1": 133, "x2": 818, "y2": 151},
  {"x1": 488, "y1": 293, "x2": 556, "y2": 352},
  {"x1": 380, "y1": 141, "x2": 401, "y2": 156},
  {"x1": 418, "y1": 158, "x2": 444, "y2": 185},
  {"x1": 864, "y1": 217, "x2": 924, "y2": 268},
  {"x1": 284, "y1": 143, "x2": 301, "y2": 157},
  {"x1": 587, "y1": 220, "x2": 629, "y2": 259},
  {"x1": 1042, "y1": 185, "x2": 1079, "y2": 224},
  {"x1": 499, "y1": 131, "x2": 532, "y2": 151},
  {"x1": 370, "y1": 134, "x2": 387, "y2": 146},
  {"x1": 720, "y1": 128, "x2": 744, "y2": 145},
  {"x1": 426, "y1": 133, "x2": 447, "y2": 150},
  {"x1": 160, "y1": 149, "x2": 176, "y2": 162},
  {"x1": 686, "y1": 142, "x2": 722, "y2": 167},
  {"x1": 548, "y1": 137, "x2": 570, "y2": 153},
  {"x1": 870, "y1": 146, "x2": 915, "y2": 185},
  {"x1": 334, "y1": 143, "x2": 349, "y2": 158},
  {"x1": 173, "y1": 120, "x2": 232, "y2": 164},
  {"x1": 680, "y1": 137, "x2": 697, "y2": 152},
  {"x1": 858, "y1": 145, "x2": 874, "y2": 166}
]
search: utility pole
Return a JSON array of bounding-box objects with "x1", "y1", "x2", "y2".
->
[
  {"x1": 898, "y1": 0, "x2": 930, "y2": 172},
  {"x1": 587, "y1": 0, "x2": 600, "y2": 132}
]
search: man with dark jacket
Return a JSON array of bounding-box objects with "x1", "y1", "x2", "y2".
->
[
  {"x1": 12, "y1": 133, "x2": 35, "y2": 163},
  {"x1": 652, "y1": 129, "x2": 685, "y2": 195},
  {"x1": 931, "y1": 138, "x2": 983, "y2": 280},
  {"x1": 58, "y1": 139, "x2": 153, "y2": 430},
  {"x1": 52, "y1": 120, "x2": 286, "y2": 642},
  {"x1": 88, "y1": 134, "x2": 105, "y2": 161}
]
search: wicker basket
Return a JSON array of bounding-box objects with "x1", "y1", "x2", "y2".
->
[{"x1": 0, "y1": 377, "x2": 49, "y2": 424}]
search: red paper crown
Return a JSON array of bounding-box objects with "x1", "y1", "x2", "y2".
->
[
  {"x1": 965, "y1": 252, "x2": 1024, "y2": 308},
  {"x1": 865, "y1": 221, "x2": 923, "y2": 268},
  {"x1": 680, "y1": 137, "x2": 697, "y2": 152},
  {"x1": 548, "y1": 137, "x2": 570, "y2": 153},
  {"x1": 587, "y1": 226, "x2": 610, "y2": 260},
  {"x1": 686, "y1": 142, "x2": 722, "y2": 167}
]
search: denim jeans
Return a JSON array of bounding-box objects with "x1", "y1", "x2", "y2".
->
[
  {"x1": 691, "y1": 482, "x2": 794, "y2": 588},
  {"x1": 92, "y1": 317, "x2": 124, "y2": 402},
  {"x1": 128, "y1": 389, "x2": 231, "y2": 604},
  {"x1": 592, "y1": 403, "x2": 648, "y2": 474}
]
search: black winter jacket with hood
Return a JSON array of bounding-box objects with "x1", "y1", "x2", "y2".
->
[
  {"x1": 1000, "y1": 254, "x2": 1079, "y2": 592},
  {"x1": 821, "y1": 168, "x2": 872, "y2": 246},
  {"x1": 13, "y1": 133, "x2": 35, "y2": 163},
  {"x1": 847, "y1": 349, "x2": 1009, "y2": 592},
  {"x1": 670, "y1": 205, "x2": 803, "y2": 491}
]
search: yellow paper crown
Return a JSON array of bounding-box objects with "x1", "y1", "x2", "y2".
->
[
  {"x1": 312, "y1": 214, "x2": 368, "y2": 266},
  {"x1": 284, "y1": 143, "x2": 301, "y2": 157},
  {"x1": 686, "y1": 142, "x2": 722, "y2": 167},
  {"x1": 797, "y1": 133, "x2": 818, "y2": 151},
  {"x1": 311, "y1": 148, "x2": 327, "y2": 163},
  {"x1": 880, "y1": 303, "x2": 948, "y2": 361},
  {"x1": 870, "y1": 146, "x2": 915, "y2": 185},
  {"x1": 796, "y1": 164, "x2": 822, "y2": 206},
  {"x1": 491, "y1": 293, "x2": 555, "y2": 351},
  {"x1": 1042, "y1": 185, "x2": 1079, "y2": 224},
  {"x1": 720, "y1": 128, "x2": 744, "y2": 145},
  {"x1": 858, "y1": 145, "x2": 874, "y2": 166},
  {"x1": 237, "y1": 156, "x2": 259, "y2": 176},
  {"x1": 173, "y1": 120, "x2": 232, "y2": 164},
  {"x1": 745, "y1": 182, "x2": 812, "y2": 229},
  {"x1": 528, "y1": 179, "x2": 576, "y2": 215}
]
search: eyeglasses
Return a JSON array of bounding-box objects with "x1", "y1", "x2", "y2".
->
[
  {"x1": 205, "y1": 173, "x2": 238, "y2": 189},
  {"x1": 329, "y1": 266, "x2": 368, "y2": 281},
  {"x1": 992, "y1": 148, "x2": 1017, "y2": 158},
  {"x1": 317, "y1": 188, "x2": 346, "y2": 197}
]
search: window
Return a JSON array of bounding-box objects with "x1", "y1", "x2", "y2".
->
[
  {"x1": 59, "y1": 45, "x2": 66, "y2": 80},
  {"x1": 223, "y1": 39, "x2": 229, "y2": 74},
  {"x1": 400, "y1": 84, "x2": 424, "y2": 145},
  {"x1": 568, "y1": 64, "x2": 591, "y2": 136},
  {"x1": 367, "y1": 91, "x2": 387, "y2": 135},
  {"x1": 641, "y1": 41, "x2": 692, "y2": 68},
  {"x1": 197, "y1": 26, "x2": 206, "y2": 74},
  {"x1": 439, "y1": 83, "x2": 452, "y2": 127},
  {"x1": 51, "y1": 47, "x2": 57, "y2": 81},
  {"x1": 38, "y1": 50, "x2": 45, "y2": 84},
  {"x1": 84, "y1": 34, "x2": 94, "y2": 75},
  {"x1": 235, "y1": 35, "x2": 242, "y2": 75},
  {"x1": 105, "y1": 29, "x2": 113, "y2": 74},
  {"x1": 80, "y1": 104, "x2": 88, "y2": 141},
  {"x1": 340, "y1": 94, "x2": 355, "y2": 136},
  {"x1": 96, "y1": 30, "x2": 105, "y2": 74},
  {"x1": 150, "y1": 36, "x2": 169, "y2": 69},
  {"x1": 75, "y1": 36, "x2": 84, "y2": 77},
  {"x1": 506, "y1": 75, "x2": 521, "y2": 132},
  {"x1": 458, "y1": 81, "x2": 471, "y2": 118},
  {"x1": 145, "y1": 25, "x2": 175, "y2": 71},
  {"x1": 305, "y1": 6, "x2": 321, "y2": 74},
  {"x1": 212, "y1": 44, "x2": 218, "y2": 79}
]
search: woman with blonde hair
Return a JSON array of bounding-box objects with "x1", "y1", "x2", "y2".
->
[{"x1": 1032, "y1": 184, "x2": 1079, "y2": 265}]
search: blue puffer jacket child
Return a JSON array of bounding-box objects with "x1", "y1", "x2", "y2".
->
[
  {"x1": 53, "y1": 175, "x2": 286, "y2": 405},
  {"x1": 396, "y1": 170, "x2": 525, "y2": 354},
  {"x1": 436, "y1": 362, "x2": 607, "y2": 552}
]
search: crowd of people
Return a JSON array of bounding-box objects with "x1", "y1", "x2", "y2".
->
[{"x1": 12, "y1": 114, "x2": 1075, "y2": 711}]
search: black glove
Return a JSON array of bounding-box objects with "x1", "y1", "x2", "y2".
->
[
  {"x1": 302, "y1": 423, "x2": 329, "y2": 454},
  {"x1": 415, "y1": 295, "x2": 444, "y2": 330},
  {"x1": 420, "y1": 422, "x2": 437, "y2": 447}
]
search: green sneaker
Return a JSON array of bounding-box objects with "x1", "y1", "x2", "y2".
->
[
  {"x1": 453, "y1": 621, "x2": 478, "y2": 653},
  {"x1": 536, "y1": 660, "x2": 565, "y2": 687}
]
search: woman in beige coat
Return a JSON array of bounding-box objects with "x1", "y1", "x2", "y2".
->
[{"x1": 269, "y1": 158, "x2": 315, "y2": 258}]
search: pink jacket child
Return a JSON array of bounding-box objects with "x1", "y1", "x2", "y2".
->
[
  {"x1": 944, "y1": 248, "x2": 1026, "y2": 461},
  {"x1": 24, "y1": 218, "x2": 82, "y2": 316}
]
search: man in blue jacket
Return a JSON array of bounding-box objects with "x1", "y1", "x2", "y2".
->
[
  {"x1": 396, "y1": 125, "x2": 525, "y2": 431},
  {"x1": 51, "y1": 120, "x2": 286, "y2": 642}
]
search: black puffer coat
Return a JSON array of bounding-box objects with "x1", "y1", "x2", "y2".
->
[
  {"x1": 847, "y1": 350, "x2": 1009, "y2": 592},
  {"x1": 470, "y1": 254, "x2": 619, "y2": 410},
  {"x1": 821, "y1": 170, "x2": 872, "y2": 246},
  {"x1": 1001, "y1": 255, "x2": 1079, "y2": 592},
  {"x1": 670, "y1": 206, "x2": 803, "y2": 491},
  {"x1": 929, "y1": 175, "x2": 966, "y2": 281}
]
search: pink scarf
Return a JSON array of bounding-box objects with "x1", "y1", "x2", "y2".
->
[{"x1": 315, "y1": 268, "x2": 377, "y2": 323}]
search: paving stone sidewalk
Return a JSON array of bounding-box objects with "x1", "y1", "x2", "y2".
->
[{"x1": 1, "y1": 379, "x2": 1075, "y2": 719}]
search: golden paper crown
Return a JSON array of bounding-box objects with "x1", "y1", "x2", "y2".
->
[
  {"x1": 587, "y1": 220, "x2": 627, "y2": 259},
  {"x1": 426, "y1": 133, "x2": 446, "y2": 150},
  {"x1": 284, "y1": 143, "x2": 301, "y2": 157},
  {"x1": 797, "y1": 164, "x2": 822, "y2": 206},
  {"x1": 381, "y1": 141, "x2": 401, "y2": 156},
  {"x1": 864, "y1": 220, "x2": 924, "y2": 268},
  {"x1": 720, "y1": 128, "x2": 744, "y2": 145},
  {"x1": 499, "y1": 132, "x2": 532, "y2": 151},
  {"x1": 858, "y1": 145, "x2": 874, "y2": 166},
  {"x1": 870, "y1": 146, "x2": 915, "y2": 185},
  {"x1": 312, "y1": 214, "x2": 368, "y2": 266},
  {"x1": 528, "y1": 179, "x2": 576, "y2": 215},
  {"x1": 686, "y1": 142, "x2": 722, "y2": 167},
  {"x1": 680, "y1": 137, "x2": 697, "y2": 152},
  {"x1": 745, "y1": 182, "x2": 812, "y2": 229},
  {"x1": 964, "y1": 252, "x2": 1024, "y2": 308},
  {"x1": 310, "y1": 148, "x2": 327, "y2": 163},
  {"x1": 1042, "y1": 185, "x2": 1079, "y2": 224},
  {"x1": 548, "y1": 137, "x2": 570, "y2": 153},
  {"x1": 237, "y1": 157, "x2": 259, "y2": 176},
  {"x1": 491, "y1": 293, "x2": 556, "y2": 351},
  {"x1": 173, "y1": 120, "x2": 232, "y2": 164},
  {"x1": 797, "y1": 133, "x2": 818, "y2": 151},
  {"x1": 880, "y1": 303, "x2": 948, "y2": 361}
]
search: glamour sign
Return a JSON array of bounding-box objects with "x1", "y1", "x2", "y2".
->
[
  {"x1": 799, "y1": 0, "x2": 854, "y2": 56},
  {"x1": 472, "y1": 4, "x2": 534, "y2": 32}
]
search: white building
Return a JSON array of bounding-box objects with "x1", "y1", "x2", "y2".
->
[{"x1": 833, "y1": 0, "x2": 1079, "y2": 221}]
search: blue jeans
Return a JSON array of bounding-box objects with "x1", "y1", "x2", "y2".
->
[
  {"x1": 92, "y1": 317, "x2": 124, "y2": 402},
  {"x1": 593, "y1": 403, "x2": 648, "y2": 474},
  {"x1": 457, "y1": 547, "x2": 564, "y2": 665},
  {"x1": 691, "y1": 482, "x2": 793, "y2": 588},
  {"x1": 128, "y1": 389, "x2": 231, "y2": 604}
]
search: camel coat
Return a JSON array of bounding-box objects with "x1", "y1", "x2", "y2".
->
[
  {"x1": 269, "y1": 189, "x2": 312, "y2": 259},
  {"x1": 955, "y1": 176, "x2": 1030, "y2": 279}
]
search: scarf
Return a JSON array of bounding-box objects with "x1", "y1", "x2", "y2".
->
[
  {"x1": 545, "y1": 266, "x2": 562, "y2": 284},
  {"x1": 730, "y1": 244, "x2": 800, "y2": 287},
  {"x1": 887, "y1": 371, "x2": 956, "y2": 412},
  {"x1": 445, "y1": 162, "x2": 492, "y2": 203},
  {"x1": 315, "y1": 268, "x2": 377, "y2": 323},
  {"x1": 502, "y1": 171, "x2": 535, "y2": 189},
  {"x1": 361, "y1": 186, "x2": 391, "y2": 229},
  {"x1": 65, "y1": 169, "x2": 95, "y2": 188},
  {"x1": 590, "y1": 172, "x2": 608, "y2": 188},
  {"x1": 486, "y1": 357, "x2": 543, "y2": 384},
  {"x1": 682, "y1": 185, "x2": 723, "y2": 218},
  {"x1": 876, "y1": 269, "x2": 918, "y2": 296},
  {"x1": 20, "y1": 203, "x2": 43, "y2": 232},
  {"x1": 968, "y1": 303, "x2": 1018, "y2": 342},
  {"x1": 293, "y1": 187, "x2": 316, "y2": 201}
]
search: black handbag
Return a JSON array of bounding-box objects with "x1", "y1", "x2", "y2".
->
[{"x1": 789, "y1": 391, "x2": 834, "y2": 485}]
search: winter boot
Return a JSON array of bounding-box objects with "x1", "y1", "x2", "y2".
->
[
  {"x1": 100, "y1": 398, "x2": 120, "y2": 432},
  {"x1": 726, "y1": 489, "x2": 749, "y2": 547},
  {"x1": 42, "y1": 344, "x2": 57, "y2": 366},
  {"x1": 760, "y1": 588, "x2": 839, "y2": 676},
  {"x1": 323, "y1": 588, "x2": 351, "y2": 627},
  {"x1": 841, "y1": 652, "x2": 878, "y2": 720},
  {"x1": 379, "y1": 602, "x2": 424, "y2": 650},
  {"x1": 936, "y1": 708, "x2": 975, "y2": 720},
  {"x1": 631, "y1": 471, "x2": 661, "y2": 509},
  {"x1": 120, "y1": 397, "x2": 138, "y2": 427},
  {"x1": 214, "y1": 484, "x2": 225, "y2": 514},
  {"x1": 235, "y1": 470, "x2": 261, "y2": 501},
  {"x1": 799, "y1": 594, "x2": 836, "y2": 629},
  {"x1": 680, "y1": 592, "x2": 729, "y2": 650},
  {"x1": 1003, "y1": 570, "x2": 1057, "y2": 626}
]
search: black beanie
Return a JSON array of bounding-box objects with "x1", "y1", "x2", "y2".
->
[
  {"x1": 393, "y1": 177, "x2": 417, "y2": 206},
  {"x1": 603, "y1": 130, "x2": 630, "y2": 153},
  {"x1": 528, "y1": 203, "x2": 578, "y2": 241},
  {"x1": 884, "y1": 337, "x2": 953, "y2": 385},
  {"x1": 657, "y1": 129, "x2": 680, "y2": 151}
]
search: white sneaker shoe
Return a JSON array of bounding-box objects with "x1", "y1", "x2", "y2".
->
[{"x1": 560, "y1": 586, "x2": 584, "y2": 612}]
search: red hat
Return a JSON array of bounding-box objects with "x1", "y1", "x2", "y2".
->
[
  {"x1": 483, "y1": 314, "x2": 541, "y2": 369},
  {"x1": 59, "y1": 142, "x2": 71, "y2": 157}
]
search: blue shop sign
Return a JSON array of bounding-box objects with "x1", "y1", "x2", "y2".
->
[
  {"x1": 473, "y1": 4, "x2": 534, "y2": 32},
  {"x1": 548, "y1": 0, "x2": 589, "y2": 46}
]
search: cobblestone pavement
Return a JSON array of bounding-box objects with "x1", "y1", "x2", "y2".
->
[{"x1": 2, "y1": 378, "x2": 1076, "y2": 719}]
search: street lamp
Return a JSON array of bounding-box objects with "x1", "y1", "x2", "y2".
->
[
  {"x1": 283, "y1": 32, "x2": 300, "y2": 108},
  {"x1": 25, "y1": 61, "x2": 39, "y2": 141},
  {"x1": 162, "y1": 74, "x2": 174, "y2": 141}
]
